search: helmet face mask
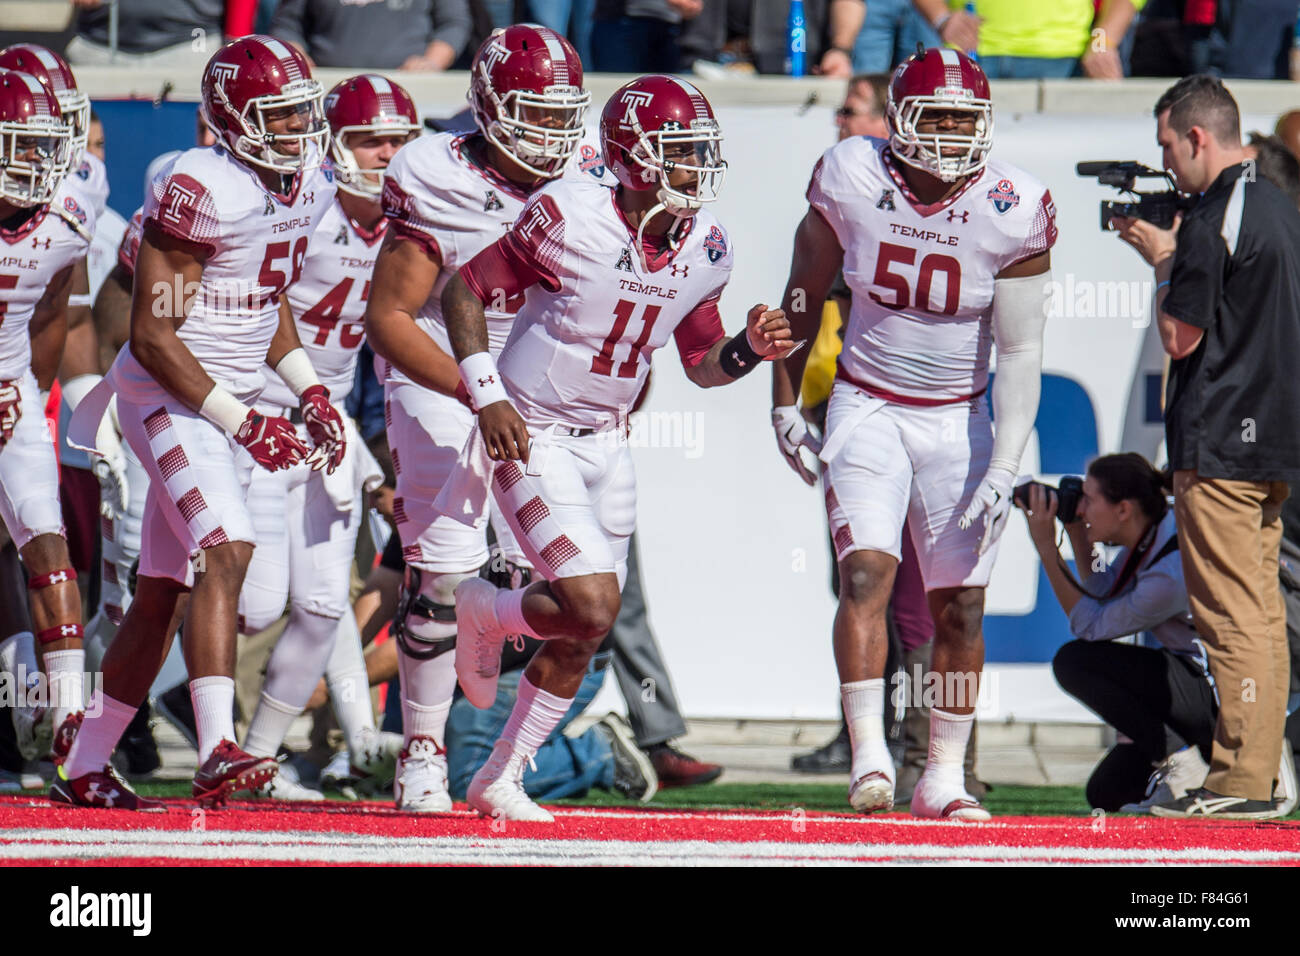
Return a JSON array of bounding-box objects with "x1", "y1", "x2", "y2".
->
[
  {"x1": 0, "y1": 45, "x2": 87, "y2": 165},
  {"x1": 202, "y1": 36, "x2": 330, "y2": 177},
  {"x1": 53, "y1": 88, "x2": 89, "y2": 161},
  {"x1": 887, "y1": 49, "x2": 993, "y2": 183},
  {"x1": 325, "y1": 74, "x2": 421, "y2": 199},
  {"x1": 0, "y1": 71, "x2": 70, "y2": 209},
  {"x1": 468, "y1": 25, "x2": 590, "y2": 180},
  {"x1": 601, "y1": 75, "x2": 727, "y2": 219}
]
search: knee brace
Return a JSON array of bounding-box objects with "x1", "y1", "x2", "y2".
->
[
  {"x1": 29, "y1": 568, "x2": 84, "y2": 644},
  {"x1": 393, "y1": 567, "x2": 473, "y2": 660}
]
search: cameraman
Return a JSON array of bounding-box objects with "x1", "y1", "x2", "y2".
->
[
  {"x1": 1019, "y1": 454, "x2": 1214, "y2": 812},
  {"x1": 1115, "y1": 74, "x2": 1300, "y2": 818}
]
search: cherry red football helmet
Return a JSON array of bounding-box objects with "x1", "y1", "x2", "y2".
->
[
  {"x1": 600, "y1": 74, "x2": 725, "y2": 217},
  {"x1": 468, "y1": 24, "x2": 589, "y2": 179},
  {"x1": 0, "y1": 44, "x2": 89, "y2": 163},
  {"x1": 887, "y1": 47, "x2": 993, "y2": 182},
  {"x1": 325, "y1": 74, "x2": 420, "y2": 199},
  {"x1": 201, "y1": 35, "x2": 328, "y2": 174},
  {"x1": 0, "y1": 70, "x2": 70, "y2": 207}
]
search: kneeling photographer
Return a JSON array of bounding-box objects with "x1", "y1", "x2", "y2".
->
[{"x1": 1017, "y1": 453, "x2": 1214, "y2": 813}]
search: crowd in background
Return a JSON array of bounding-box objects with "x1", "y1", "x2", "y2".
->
[{"x1": 0, "y1": 0, "x2": 1292, "y2": 80}]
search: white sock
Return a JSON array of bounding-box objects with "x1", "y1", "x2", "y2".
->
[
  {"x1": 397, "y1": 641, "x2": 456, "y2": 748},
  {"x1": 260, "y1": 607, "x2": 340, "y2": 709},
  {"x1": 191, "y1": 676, "x2": 236, "y2": 762},
  {"x1": 841, "y1": 678, "x2": 893, "y2": 784},
  {"x1": 501, "y1": 674, "x2": 571, "y2": 754},
  {"x1": 325, "y1": 611, "x2": 375, "y2": 754},
  {"x1": 243, "y1": 691, "x2": 300, "y2": 759},
  {"x1": 494, "y1": 588, "x2": 542, "y2": 638},
  {"x1": 43, "y1": 648, "x2": 85, "y2": 726},
  {"x1": 926, "y1": 708, "x2": 975, "y2": 788},
  {"x1": 0, "y1": 631, "x2": 40, "y2": 694},
  {"x1": 62, "y1": 690, "x2": 136, "y2": 779}
]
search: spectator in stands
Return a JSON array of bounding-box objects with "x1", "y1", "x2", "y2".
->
[
  {"x1": 965, "y1": 0, "x2": 1145, "y2": 79},
  {"x1": 591, "y1": 0, "x2": 702, "y2": 72},
  {"x1": 852, "y1": 0, "x2": 977, "y2": 73},
  {"x1": 1274, "y1": 110, "x2": 1300, "y2": 163},
  {"x1": 66, "y1": 0, "x2": 245, "y2": 67},
  {"x1": 682, "y1": 0, "x2": 865, "y2": 77},
  {"x1": 526, "y1": 0, "x2": 596, "y2": 75},
  {"x1": 1246, "y1": 132, "x2": 1300, "y2": 208},
  {"x1": 272, "y1": 0, "x2": 472, "y2": 71},
  {"x1": 1021, "y1": 454, "x2": 1217, "y2": 812}
]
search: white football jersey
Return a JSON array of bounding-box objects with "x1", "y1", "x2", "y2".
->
[
  {"x1": 86, "y1": 205, "x2": 128, "y2": 301},
  {"x1": 111, "y1": 145, "x2": 336, "y2": 404},
  {"x1": 68, "y1": 152, "x2": 110, "y2": 220},
  {"x1": 379, "y1": 130, "x2": 612, "y2": 384},
  {"x1": 0, "y1": 178, "x2": 95, "y2": 380},
  {"x1": 472, "y1": 177, "x2": 735, "y2": 431},
  {"x1": 258, "y1": 197, "x2": 384, "y2": 409},
  {"x1": 808, "y1": 136, "x2": 1057, "y2": 402}
]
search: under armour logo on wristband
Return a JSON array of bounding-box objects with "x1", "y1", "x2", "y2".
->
[
  {"x1": 730, "y1": 350, "x2": 746, "y2": 368},
  {"x1": 479, "y1": 376, "x2": 496, "y2": 387},
  {"x1": 60, "y1": 624, "x2": 77, "y2": 636},
  {"x1": 49, "y1": 571, "x2": 68, "y2": 584}
]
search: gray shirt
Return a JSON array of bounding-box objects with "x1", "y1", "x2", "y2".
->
[
  {"x1": 1067, "y1": 510, "x2": 1204, "y2": 662},
  {"x1": 273, "y1": 0, "x2": 472, "y2": 69},
  {"x1": 77, "y1": 0, "x2": 224, "y2": 53}
]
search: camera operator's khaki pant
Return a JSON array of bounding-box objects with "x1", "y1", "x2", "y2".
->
[{"x1": 1174, "y1": 471, "x2": 1291, "y2": 802}]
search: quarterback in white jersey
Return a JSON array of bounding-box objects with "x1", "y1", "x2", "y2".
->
[
  {"x1": 364, "y1": 25, "x2": 602, "y2": 813},
  {"x1": 57, "y1": 36, "x2": 346, "y2": 810},
  {"x1": 439, "y1": 75, "x2": 793, "y2": 822},
  {"x1": 237, "y1": 74, "x2": 419, "y2": 800},
  {"x1": 771, "y1": 48, "x2": 1055, "y2": 821},
  {"x1": 0, "y1": 70, "x2": 93, "y2": 755}
]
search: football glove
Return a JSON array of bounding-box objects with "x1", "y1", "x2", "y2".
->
[
  {"x1": 299, "y1": 384, "x2": 347, "y2": 474},
  {"x1": 958, "y1": 465, "x2": 1017, "y2": 556},
  {"x1": 0, "y1": 380, "x2": 19, "y2": 449},
  {"x1": 771, "y1": 405, "x2": 823, "y2": 486},
  {"x1": 235, "y1": 410, "x2": 309, "y2": 472}
]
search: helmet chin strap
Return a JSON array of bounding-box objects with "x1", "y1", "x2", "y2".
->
[{"x1": 633, "y1": 191, "x2": 690, "y2": 273}]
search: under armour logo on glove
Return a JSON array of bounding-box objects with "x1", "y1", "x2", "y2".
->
[
  {"x1": 299, "y1": 384, "x2": 347, "y2": 474},
  {"x1": 0, "y1": 379, "x2": 21, "y2": 449},
  {"x1": 235, "y1": 410, "x2": 308, "y2": 472}
]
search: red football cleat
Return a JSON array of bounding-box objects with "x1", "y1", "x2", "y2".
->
[
  {"x1": 192, "y1": 739, "x2": 278, "y2": 806},
  {"x1": 49, "y1": 764, "x2": 167, "y2": 811},
  {"x1": 49, "y1": 710, "x2": 84, "y2": 765}
]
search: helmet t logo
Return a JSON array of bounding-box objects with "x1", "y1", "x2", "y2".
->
[{"x1": 619, "y1": 90, "x2": 655, "y2": 124}]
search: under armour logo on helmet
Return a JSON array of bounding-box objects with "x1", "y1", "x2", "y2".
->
[
  {"x1": 478, "y1": 375, "x2": 496, "y2": 387},
  {"x1": 620, "y1": 90, "x2": 655, "y2": 124}
]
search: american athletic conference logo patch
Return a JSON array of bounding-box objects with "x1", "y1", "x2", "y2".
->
[
  {"x1": 62, "y1": 196, "x2": 86, "y2": 224},
  {"x1": 579, "y1": 144, "x2": 605, "y2": 177},
  {"x1": 704, "y1": 225, "x2": 727, "y2": 263},
  {"x1": 987, "y1": 178, "x2": 1019, "y2": 215}
]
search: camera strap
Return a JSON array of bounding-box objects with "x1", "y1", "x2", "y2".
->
[{"x1": 1106, "y1": 509, "x2": 1175, "y2": 598}]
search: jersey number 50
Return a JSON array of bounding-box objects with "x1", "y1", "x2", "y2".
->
[{"x1": 868, "y1": 242, "x2": 961, "y2": 315}]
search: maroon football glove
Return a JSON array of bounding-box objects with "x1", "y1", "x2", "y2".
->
[
  {"x1": 0, "y1": 380, "x2": 19, "y2": 449},
  {"x1": 234, "y1": 409, "x2": 309, "y2": 471},
  {"x1": 299, "y1": 384, "x2": 346, "y2": 474}
]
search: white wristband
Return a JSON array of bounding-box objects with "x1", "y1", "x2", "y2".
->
[
  {"x1": 199, "y1": 384, "x2": 251, "y2": 435},
  {"x1": 459, "y1": 352, "x2": 509, "y2": 409},
  {"x1": 274, "y1": 348, "x2": 321, "y2": 398}
]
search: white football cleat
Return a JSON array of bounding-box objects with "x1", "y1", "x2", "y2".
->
[
  {"x1": 910, "y1": 771, "x2": 992, "y2": 821},
  {"x1": 454, "y1": 578, "x2": 511, "y2": 709},
  {"x1": 12, "y1": 703, "x2": 51, "y2": 762},
  {"x1": 249, "y1": 771, "x2": 326, "y2": 802},
  {"x1": 320, "y1": 749, "x2": 361, "y2": 800},
  {"x1": 467, "y1": 738, "x2": 553, "y2": 822},
  {"x1": 848, "y1": 770, "x2": 895, "y2": 813},
  {"x1": 352, "y1": 728, "x2": 402, "y2": 792},
  {"x1": 394, "y1": 736, "x2": 453, "y2": 813}
]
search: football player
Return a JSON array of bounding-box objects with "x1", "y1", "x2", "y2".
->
[
  {"x1": 56, "y1": 36, "x2": 343, "y2": 809},
  {"x1": 0, "y1": 70, "x2": 94, "y2": 763},
  {"x1": 238, "y1": 73, "x2": 419, "y2": 799},
  {"x1": 364, "y1": 24, "x2": 599, "y2": 812},
  {"x1": 439, "y1": 75, "x2": 794, "y2": 821},
  {"x1": 771, "y1": 48, "x2": 1055, "y2": 820}
]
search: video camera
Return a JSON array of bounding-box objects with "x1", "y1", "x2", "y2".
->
[
  {"x1": 1013, "y1": 476, "x2": 1084, "y2": 524},
  {"x1": 1076, "y1": 161, "x2": 1195, "y2": 231}
]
